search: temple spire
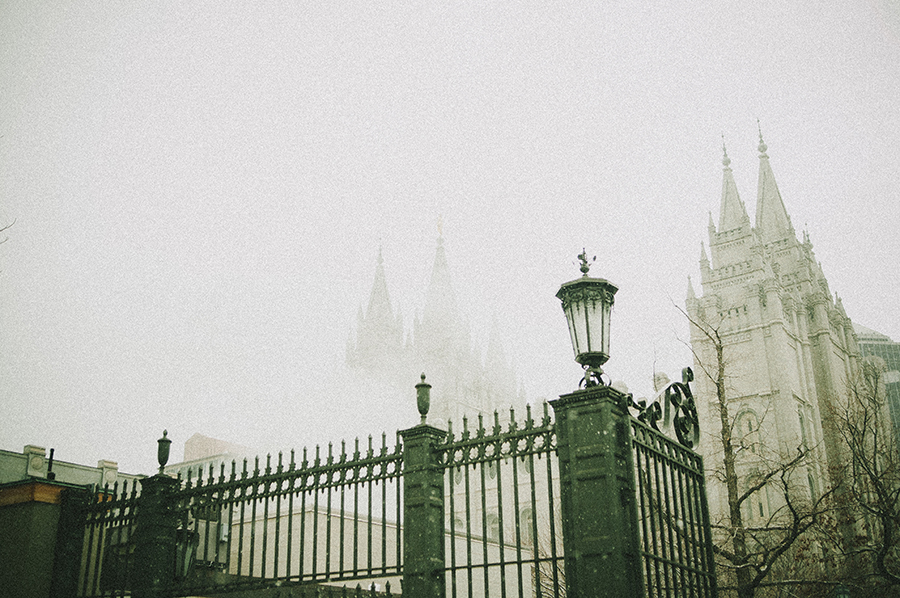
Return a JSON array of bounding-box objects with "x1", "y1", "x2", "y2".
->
[
  {"x1": 718, "y1": 137, "x2": 749, "y2": 232},
  {"x1": 754, "y1": 125, "x2": 794, "y2": 243}
]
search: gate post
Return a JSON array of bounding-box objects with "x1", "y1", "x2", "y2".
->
[
  {"x1": 400, "y1": 376, "x2": 447, "y2": 598},
  {"x1": 551, "y1": 385, "x2": 644, "y2": 598},
  {"x1": 132, "y1": 474, "x2": 179, "y2": 598}
]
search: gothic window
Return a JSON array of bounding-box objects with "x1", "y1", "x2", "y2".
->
[
  {"x1": 454, "y1": 466, "x2": 463, "y2": 486},
  {"x1": 737, "y1": 411, "x2": 761, "y2": 454},
  {"x1": 486, "y1": 513, "x2": 500, "y2": 542},
  {"x1": 520, "y1": 508, "x2": 535, "y2": 545},
  {"x1": 487, "y1": 460, "x2": 498, "y2": 479}
]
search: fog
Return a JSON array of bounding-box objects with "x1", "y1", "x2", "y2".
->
[{"x1": 2, "y1": 2, "x2": 899, "y2": 474}]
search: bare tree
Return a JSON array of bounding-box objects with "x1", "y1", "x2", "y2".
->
[
  {"x1": 0, "y1": 219, "x2": 13, "y2": 245},
  {"x1": 679, "y1": 304, "x2": 835, "y2": 598},
  {"x1": 825, "y1": 355, "x2": 900, "y2": 593}
]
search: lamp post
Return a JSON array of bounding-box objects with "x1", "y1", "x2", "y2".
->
[{"x1": 556, "y1": 249, "x2": 618, "y2": 387}]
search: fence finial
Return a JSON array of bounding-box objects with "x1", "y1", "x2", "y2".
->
[
  {"x1": 415, "y1": 373, "x2": 432, "y2": 424},
  {"x1": 157, "y1": 430, "x2": 171, "y2": 474}
]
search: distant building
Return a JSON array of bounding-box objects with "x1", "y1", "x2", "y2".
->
[
  {"x1": 854, "y1": 323, "x2": 900, "y2": 443},
  {"x1": 687, "y1": 134, "x2": 858, "y2": 546},
  {"x1": 347, "y1": 234, "x2": 521, "y2": 426},
  {"x1": 0, "y1": 445, "x2": 142, "y2": 598}
]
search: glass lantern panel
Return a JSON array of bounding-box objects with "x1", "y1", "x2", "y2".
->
[
  {"x1": 566, "y1": 302, "x2": 588, "y2": 358},
  {"x1": 584, "y1": 299, "x2": 606, "y2": 354}
]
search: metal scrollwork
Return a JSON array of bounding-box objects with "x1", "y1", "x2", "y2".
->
[
  {"x1": 581, "y1": 366, "x2": 609, "y2": 388},
  {"x1": 629, "y1": 394, "x2": 663, "y2": 430},
  {"x1": 628, "y1": 367, "x2": 700, "y2": 449}
]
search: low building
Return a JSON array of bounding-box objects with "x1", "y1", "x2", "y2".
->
[{"x1": 0, "y1": 445, "x2": 142, "y2": 598}]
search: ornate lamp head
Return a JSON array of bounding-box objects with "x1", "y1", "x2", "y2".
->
[{"x1": 557, "y1": 250, "x2": 618, "y2": 386}]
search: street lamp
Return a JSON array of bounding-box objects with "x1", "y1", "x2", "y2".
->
[{"x1": 556, "y1": 249, "x2": 618, "y2": 387}]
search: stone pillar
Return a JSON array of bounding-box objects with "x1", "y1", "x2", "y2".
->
[
  {"x1": 131, "y1": 475, "x2": 179, "y2": 598},
  {"x1": 399, "y1": 423, "x2": 447, "y2": 598},
  {"x1": 551, "y1": 385, "x2": 644, "y2": 598}
]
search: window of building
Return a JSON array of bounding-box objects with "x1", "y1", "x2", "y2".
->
[
  {"x1": 736, "y1": 411, "x2": 761, "y2": 454},
  {"x1": 486, "y1": 513, "x2": 500, "y2": 542},
  {"x1": 520, "y1": 508, "x2": 534, "y2": 545}
]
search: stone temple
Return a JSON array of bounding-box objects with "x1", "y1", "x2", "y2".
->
[{"x1": 687, "y1": 132, "x2": 858, "y2": 532}]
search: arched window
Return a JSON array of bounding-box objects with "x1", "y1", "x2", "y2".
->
[
  {"x1": 736, "y1": 411, "x2": 761, "y2": 454},
  {"x1": 520, "y1": 508, "x2": 535, "y2": 545},
  {"x1": 486, "y1": 513, "x2": 500, "y2": 542}
]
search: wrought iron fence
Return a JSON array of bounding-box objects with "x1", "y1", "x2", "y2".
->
[
  {"x1": 174, "y1": 434, "x2": 403, "y2": 594},
  {"x1": 69, "y1": 378, "x2": 716, "y2": 597},
  {"x1": 438, "y1": 403, "x2": 562, "y2": 598},
  {"x1": 77, "y1": 480, "x2": 141, "y2": 597}
]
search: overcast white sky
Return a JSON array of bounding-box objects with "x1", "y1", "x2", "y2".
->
[{"x1": 2, "y1": 2, "x2": 899, "y2": 474}]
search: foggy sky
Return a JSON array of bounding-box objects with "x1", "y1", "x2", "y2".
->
[{"x1": 2, "y1": 2, "x2": 899, "y2": 474}]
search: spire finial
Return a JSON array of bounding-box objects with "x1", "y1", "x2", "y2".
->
[
  {"x1": 757, "y1": 119, "x2": 768, "y2": 156},
  {"x1": 377, "y1": 245, "x2": 384, "y2": 265},
  {"x1": 722, "y1": 134, "x2": 731, "y2": 167}
]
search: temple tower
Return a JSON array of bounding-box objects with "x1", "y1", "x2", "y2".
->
[{"x1": 687, "y1": 133, "x2": 858, "y2": 528}]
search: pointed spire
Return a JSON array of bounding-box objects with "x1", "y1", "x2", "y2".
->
[
  {"x1": 754, "y1": 125, "x2": 794, "y2": 243},
  {"x1": 687, "y1": 275, "x2": 696, "y2": 300},
  {"x1": 718, "y1": 136, "x2": 749, "y2": 232},
  {"x1": 349, "y1": 247, "x2": 404, "y2": 370},
  {"x1": 366, "y1": 245, "x2": 393, "y2": 323},
  {"x1": 420, "y1": 230, "x2": 461, "y2": 356},
  {"x1": 700, "y1": 241, "x2": 709, "y2": 264}
]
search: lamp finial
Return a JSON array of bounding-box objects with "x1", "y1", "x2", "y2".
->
[{"x1": 577, "y1": 249, "x2": 595, "y2": 276}]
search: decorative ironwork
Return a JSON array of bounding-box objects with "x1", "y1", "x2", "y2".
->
[
  {"x1": 438, "y1": 403, "x2": 562, "y2": 598},
  {"x1": 72, "y1": 379, "x2": 714, "y2": 598},
  {"x1": 631, "y1": 417, "x2": 717, "y2": 597},
  {"x1": 628, "y1": 367, "x2": 701, "y2": 449}
]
